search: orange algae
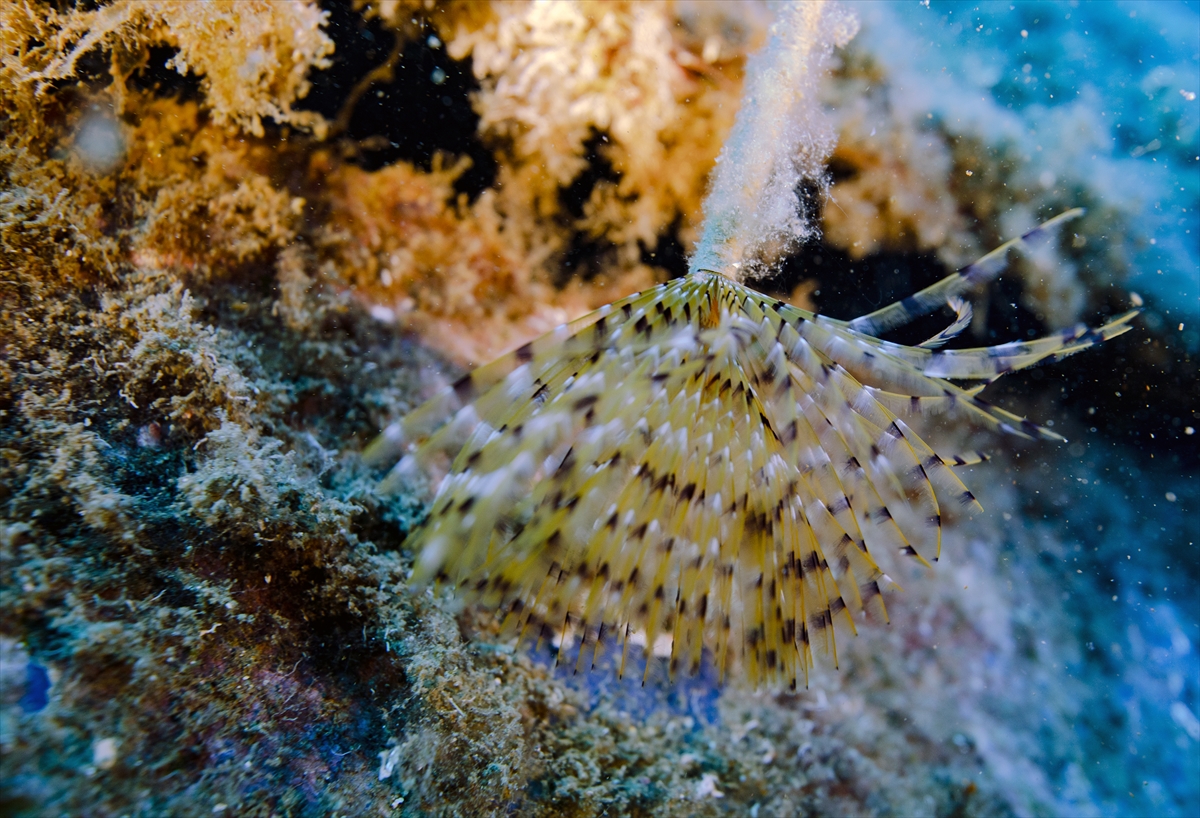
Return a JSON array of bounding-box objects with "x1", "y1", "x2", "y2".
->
[
  {"x1": 311, "y1": 0, "x2": 757, "y2": 362},
  {"x1": 3, "y1": 0, "x2": 333, "y2": 137},
  {"x1": 445, "y1": 0, "x2": 749, "y2": 261}
]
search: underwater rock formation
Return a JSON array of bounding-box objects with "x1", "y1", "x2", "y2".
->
[{"x1": 2, "y1": 1, "x2": 1196, "y2": 817}]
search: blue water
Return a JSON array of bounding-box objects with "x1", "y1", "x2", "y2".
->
[{"x1": 852, "y1": 0, "x2": 1200, "y2": 322}]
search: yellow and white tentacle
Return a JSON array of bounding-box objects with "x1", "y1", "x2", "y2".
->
[{"x1": 367, "y1": 212, "x2": 1137, "y2": 689}]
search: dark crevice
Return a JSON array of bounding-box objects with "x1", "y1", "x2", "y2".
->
[
  {"x1": 128, "y1": 45, "x2": 202, "y2": 102},
  {"x1": 641, "y1": 220, "x2": 689, "y2": 280},
  {"x1": 761, "y1": 240, "x2": 961, "y2": 347},
  {"x1": 796, "y1": 178, "x2": 826, "y2": 236},
  {"x1": 558, "y1": 130, "x2": 620, "y2": 220},
  {"x1": 301, "y1": 1, "x2": 396, "y2": 122},
  {"x1": 827, "y1": 155, "x2": 860, "y2": 184},
  {"x1": 765, "y1": 199, "x2": 1197, "y2": 466},
  {"x1": 552, "y1": 131, "x2": 634, "y2": 284},
  {"x1": 48, "y1": 0, "x2": 107, "y2": 11},
  {"x1": 556, "y1": 232, "x2": 619, "y2": 286},
  {"x1": 1011, "y1": 291, "x2": 1199, "y2": 468},
  {"x1": 300, "y1": 1, "x2": 496, "y2": 200},
  {"x1": 45, "y1": 43, "x2": 112, "y2": 96}
]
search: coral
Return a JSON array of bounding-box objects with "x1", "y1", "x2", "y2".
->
[
  {"x1": 1, "y1": 262, "x2": 424, "y2": 815},
  {"x1": 316, "y1": 153, "x2": 549, "y2": 363},
  {"x1": 812, "y1": 2, "x2": 1196, "y2": 332},
  {"x1": 0, "y1": 140, "x2": 120, "y2": 288},
  {"x1": 314, "y1": 150, "x2": 666, "y2": 363},
  {"x1": 0, "y1": 0, "x2": 320, "y2": 290},
  {"x1": 308, "y1": 0, "x2": 771, "y2": 362}
]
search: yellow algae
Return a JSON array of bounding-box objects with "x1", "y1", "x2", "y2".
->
[
  {"x1": 3, "y1": 0, "x2": 333, "y2": 138},
  {"x1": 126, "y1": 99, "x2": 305, "y2": 272},
  {"x1": 446, "y1": 0, "x2": 749, "y2": 264}
]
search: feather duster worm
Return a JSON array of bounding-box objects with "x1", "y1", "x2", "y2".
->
[{"x1": 366, "y1": 208, "x2": 1137, "y2": 689}]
